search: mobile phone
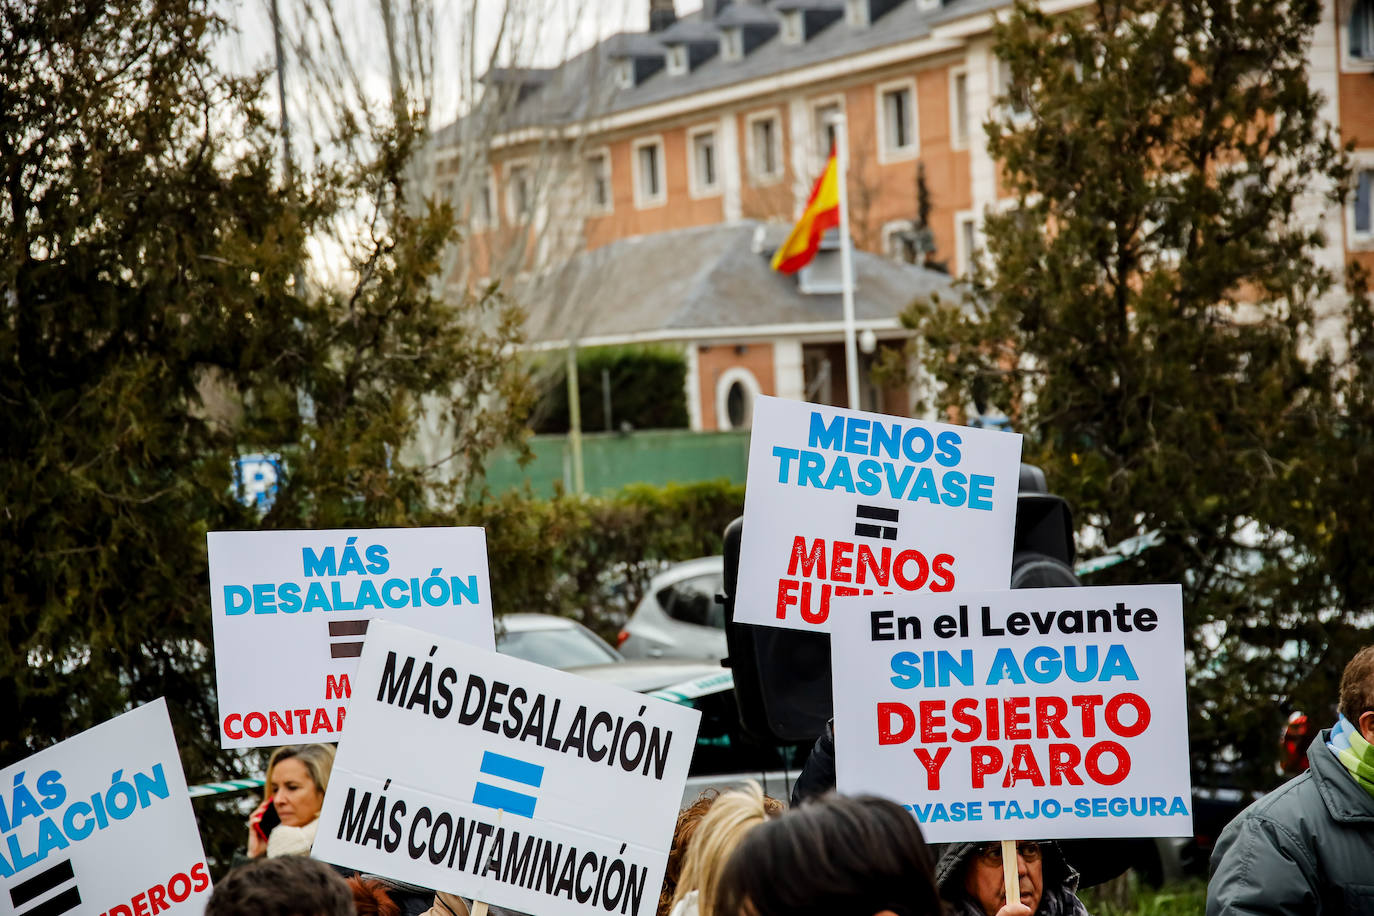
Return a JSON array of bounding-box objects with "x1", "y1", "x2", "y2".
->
[{"x1": 253, "y1": 798, "x2": 281, "y2": 841}]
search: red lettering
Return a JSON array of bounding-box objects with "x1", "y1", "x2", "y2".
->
[
  {"x1": 776, "y1": 579, "x2": 800, "y2": 619},
  {"x1": 335, "y1": 705, "x2": 346, "y2": 731},
  {"x1": 930, "y1": 554, "x2": 956, "y2": 592},
  {"x1": 269, "y1": 710, "x2": 293, "y2": 735},
  {"x1": 310, "y1": 707, "x2": 332, "y2": 732},
  {"x1": 835, "y1": 585, "x2": 859, "y2": 599},
  {"x1": 192, "y1": 862, "x2": 211, "y2": 893},
  {"x1": 950, "y1": 698, "x2": 982, "y2": 742},
  {"x1": 1048, "y1": 744, "x2": 1084, "y2": 786},
  {"x1": 788, "y1": 537, "x2": 826, "y2": 577},
  {"x1": 1085, "y1": 741, "x2": 1131, "y2": 785},
  {"x1": 970, "y1": 745, "x2": 1003, "y2": 788},
  {"x1": 244, "y1": 712, "x2": 268, "y2": 738},
  {"x1": 325, "y1": 673, "x2": 352, "y2": 700},
  {"x1": 1036, "y1": 696, "x2": 1070, "y2": 738},
  {"x1": 133, "y1": 892, "x2": 150, "y2": 916},
  {"x1": 893, "y1": 550, "x2": 929, "y2": 590},
  {"x1": 1105, "y1": 693, "x2": 1150, "y2": 738},
  {"x1": 167, "y1": 873, "x2": 191, "y2": 904},
  {"x1": 919, "y1": 700, "x2": 947, "y2": 742},
  {"x1": 108, "y1": 907, "x2": 134, "y2": 916},
  {"x1": 1072, "y1": 694, "x2": 1105, "y2": 737},
  {"x1": 147, "y1": 883, "x2": 169, "y2": 915},
  {"x1": 877, "y1": 703, "x2": 916, "y2": 744},
  {"x1": 799, "y1": 581, "x2": 831, "y2": 624},
  {"x1": 1003, "y1": 697, "x2": 1031, "y2": 740},
  {"x1": 856, "y1": 545, "x2": 891, "y2": 586},
  {"x1": 223, "y1": 714, "x2": 243, "y2": 740},
  {"x1": 1003, "y1": 743, "x2": 1046, "y2": 788},
  {"x1": 914, "y1": 746, "x2": 951, "y2": 790},
  {"x1": 294, "y1": 708, "x2": 310, "y2": 732},
  {"x1": 985, "y1": 696, "x2": 1001, "y2": 740},
  {"x1": 830, "y1": 540, "x2": 855, "y2": 582}
]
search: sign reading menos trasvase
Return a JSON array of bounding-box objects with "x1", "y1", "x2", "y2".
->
[
  {"x1": 312, "y1": 620, "x2": 700, "y2": 916},
  {"x1": 0, "y1": 699, "x2": 212, "y2": 916},
  {"x1": 209, "y1": 527, "x2": 494, "y2": 748},
  {"x1": 736, "y1": 396, "x2": 1023, "y2": 632},
  {"x1": 832, "y1": 585, "x2": 1192, "y2": 843}
]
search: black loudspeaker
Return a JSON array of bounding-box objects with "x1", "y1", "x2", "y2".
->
[{"x1": 722, "y1": 464, "x2": 1081, "y2": 744}]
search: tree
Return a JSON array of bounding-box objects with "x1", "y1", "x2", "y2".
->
[
  {"x1": 907, "y1": 0, "x2": 1373, "y2": 785},
  {"x1": 0, "y1": 0, "x2": 529, "y2": 865}
]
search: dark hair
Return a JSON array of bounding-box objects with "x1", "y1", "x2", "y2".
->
[
  {"x1": 713, "y1": 794, "x2": 943, "y2": 916},
  {"x1": 660, "y1": 790, "x2": 720, "y2": 916},
  {"x1": 206, "y1": 857, "x2": 354, "y2": 916},
  {"x1": 347, "y1": 877, "x2": 400, "y2": 916},
  {"x1": 1339, "y1": 645, "x2": 1374, "y2": 722}
]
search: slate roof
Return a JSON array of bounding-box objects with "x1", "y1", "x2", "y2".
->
[
  {"x1": 436, "y1": 0, "x2": 999, "y2": 142},
  {"x1": 517, "y1": 220, "x2": 954, "y2": 345}
]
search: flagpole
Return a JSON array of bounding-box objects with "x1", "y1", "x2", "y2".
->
[{"x1": 832, "y1": 113, "x2": 861, "y2": 410}]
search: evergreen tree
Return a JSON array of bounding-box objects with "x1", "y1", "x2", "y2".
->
[
  {"x1": 908, "y1": 0, "x2": 1371, "y2": 784},
  {"x1": 0, "y1": 0, "x2": 530, "y2": 863}
]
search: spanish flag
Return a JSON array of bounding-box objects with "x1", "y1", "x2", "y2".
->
[{"x1": 771, "y1": 150, "x2": 841, "y2": 274}]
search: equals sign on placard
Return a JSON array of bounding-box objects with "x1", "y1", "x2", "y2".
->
[
  {"x1": 472, "y1": 751, "x2": 545, "y2": 819},
  {"x1": 10, "y1": 859, "x2": 80, "y2": 916},
  {"x1": 328, "y1": 619, "x2": 369, "y2": 658},
  {"x1": 854, "y1": 505, "x2": 899, "y2": 540}
]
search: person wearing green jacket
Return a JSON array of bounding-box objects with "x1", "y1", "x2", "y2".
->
[{"x1": 1206, "y1": 645, "x2": 1374, "y2": 915}]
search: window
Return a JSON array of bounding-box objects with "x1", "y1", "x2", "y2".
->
[
  {"x1": 950, "y1": 68, "x2": 969, "y2": 149},
  {"x1": 668, "y1": 45, "x2": 689, "y2": 76},
  {"x1": 656, "y1": 573, "x2": 726, "y2": 629},
  {"x1": 632, "y1": 137, "x2": 666, "y2": 208},
  {"x1": 585, "y1": 151, "x2": 611, "y2": 214},
  {"x1": 997, "y1": 57, "x2": 1031, "y2": 123},
  {"x1": 505, "y1": 163, "x2": 531, "y2": 221},
  {"x1": 845, "y1": 0, "x2": 868, "y2": 28},
  {"x1": 781, "y1": 11, "x2": 803, "y2": 45},
  {"x1": 475, "y1": 174, "x2": 495, "y2": 226},
  {"x1": 748, "y1": 112, "x2": 782, "y2": 184},
  {"x1": 957, "y1": 212, "x2": 979, "y2": 275},
  {"x1": 715, "y1": 367, "x2": 760, "y2": 430},
  {"x1": 878, "y1": 81, "x2": 917, "y2": 161},
  {"x1": 616, "y1": 60, "x2": 635, "y2": 89},
  {"x1": 1352, "y1": 166, "x2": 1374, "y2": 247},
  {"x1": 689, "y1": 128, "x2": 719, "y2": 197},
  {"x1": 812, "y1": 99, "x2": 843, "y2": 165},
  {"x1": 721, "y1": 28, "x2": 744, "y2": 62},
  {"x1": 1353, "y1": 0, "x2": 1374, "y2": 61}
]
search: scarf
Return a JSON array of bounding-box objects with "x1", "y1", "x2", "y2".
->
[
  {"x1": 266, "y1": 818, "x2": 319, "y2": 857},
  {"x1": 1327, "y1": 715, "x2": 1374, "y2": 800}
]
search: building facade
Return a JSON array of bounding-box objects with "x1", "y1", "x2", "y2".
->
[{"x1": 438, "y1": 0, "x2": 1374, "y2": 429}]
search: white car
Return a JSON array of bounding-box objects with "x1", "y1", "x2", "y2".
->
[{"x1": 616, "y1": 556, "x2": 727, "y2": 662}]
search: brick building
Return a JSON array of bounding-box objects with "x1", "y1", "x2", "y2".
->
[{"x1": 437, "y1": 0, "x2": 1374, "y2": 429}]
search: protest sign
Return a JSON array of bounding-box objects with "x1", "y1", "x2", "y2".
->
[
  {"x1": 831, "y1": 585, "x2": 1192, "y2": 843},
  {"x1": 312, "y1": 619, "x2": 701, "y2": 916},
  {"x1": 209, "y1": 527, "x2": 495, "y2": 748},
  {"x1": 735, "y1": 396, "x2": 1022, "y2": 632},
  {"x1": 0, "y1": 699, "x2": 211, "y2": 916}
]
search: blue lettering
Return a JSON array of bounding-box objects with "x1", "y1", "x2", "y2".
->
[
  {"x1": 224, "y1": 585, "x2": 251, "y2": 616},
  {"x1": 252, "y1": 583, "x2": 276, "y2": 614},
  {"x1": 303, "y1": 546, "x2": 337, "y2": 577},
  {"x1": 824, "y1": 456, "x2": 856, "y2": 492},
  {"x1": 808, "y1": 412, "x2": 845, "y2": 451},
  {"x1": 968, "y1": 474, "x2": 995, "y2": 510}
]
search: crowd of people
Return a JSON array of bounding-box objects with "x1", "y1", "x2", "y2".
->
[{"x1": 208, "y1": 646, "x2": 1374, "y2": 916}]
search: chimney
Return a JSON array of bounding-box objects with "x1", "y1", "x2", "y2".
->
[{"x1": 649, "y1": 0, "x2": 677, "y2": 32}]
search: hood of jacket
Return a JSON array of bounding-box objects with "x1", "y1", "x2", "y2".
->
[{"x1": 934, "y1": 840, "x2": 1084, "y2": 916}]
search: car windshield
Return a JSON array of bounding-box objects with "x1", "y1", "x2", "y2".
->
[{"x1": 497, "y1": 626, "x2": 621, "y2": 669}]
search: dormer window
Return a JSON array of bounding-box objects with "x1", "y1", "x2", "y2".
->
[
  {"x1": 917, "y1": 0, "x2": 940, "y2": 9},
  {"x1": 845, "y1": 0, "x2": 868, "y2": 28},
  {"x1": 668, "y1": 45, "x2": 689, "y2": 76},
  {"x1": 721, "y1": 28, "x2": 744, "y2": 62},
  {"x1": 781, "y1": 11, "x2": 803, "y2": 45},
  {"x1": 616, "y1": 60, "x2": 635, "y2": 89}
]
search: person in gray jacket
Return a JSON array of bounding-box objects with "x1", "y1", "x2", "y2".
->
[
  {"x1": 935, "y1": 839, "x2": 1089, "y2": 916},
  {"x1": 1206, "y1": 644, "x2": 1374, "y2": 915}
]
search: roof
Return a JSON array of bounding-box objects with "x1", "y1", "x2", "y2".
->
[
  {"x1": 447, "y1": 0, "x2": 1002, "y2": 139},
  {"x1": 516, "y1": 220, "x2": 955, "y2": 346}
]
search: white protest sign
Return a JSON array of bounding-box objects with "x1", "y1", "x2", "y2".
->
[
  {"x1": 832, "y1": 585, "x2": 1192, "y2": 842},
  {"x1": 312, "y1": 619, "x2": 700, "y2": 916},
  {"x1": 736, "y1": 396, "x2": 1023, "y2": 631},
  {"x1": 209, "y1": 527, "x2": 495, "y2": 748},
  {"x1": 0, "y1": 699, "x2": 212, "y2": 916}
]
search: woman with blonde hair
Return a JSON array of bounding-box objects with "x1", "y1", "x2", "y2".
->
[
  {"x1": 668, "y1": 783, "x2": 781, "y2": 916},
  {"x1": 246, "y1": 743, "x2": 336, "y2": 858}
]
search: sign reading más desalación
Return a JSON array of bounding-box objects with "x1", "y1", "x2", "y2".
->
[
  {"x1": 311, "y1": 619, "x2": 701, "y2": 916},
  {"x1": 209, "y1": 527, "x2": 495, "y2": 748},
  {"x1": 831, "y1": 585, "x2": 1192, "y2": 843},
  {"x1": 736, "y1": 396, "x2": 1023, "y2": 632},
  {"x1": 0, "y1": 699, "x2": 212, "y2": 916}
]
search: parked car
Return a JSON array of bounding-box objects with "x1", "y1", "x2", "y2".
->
[
  {"x1": 617, "y1": 556, "x2": 726, "y2": 661},
  {"x1": 494, "y1": 613, "x2": 623, "y2": 669}
]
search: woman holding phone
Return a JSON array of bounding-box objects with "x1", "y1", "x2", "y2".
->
[{"x1": 247, "y1": 743, "x2": 336, "y2": 858}]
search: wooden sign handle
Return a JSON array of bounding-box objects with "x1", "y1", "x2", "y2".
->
[
  {"x1": 1001, "y1": 839, "x2": 1018, "y2": 910},
  {"x1": 470, "y1": 902, "x2": 488, "y2": 916}
]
